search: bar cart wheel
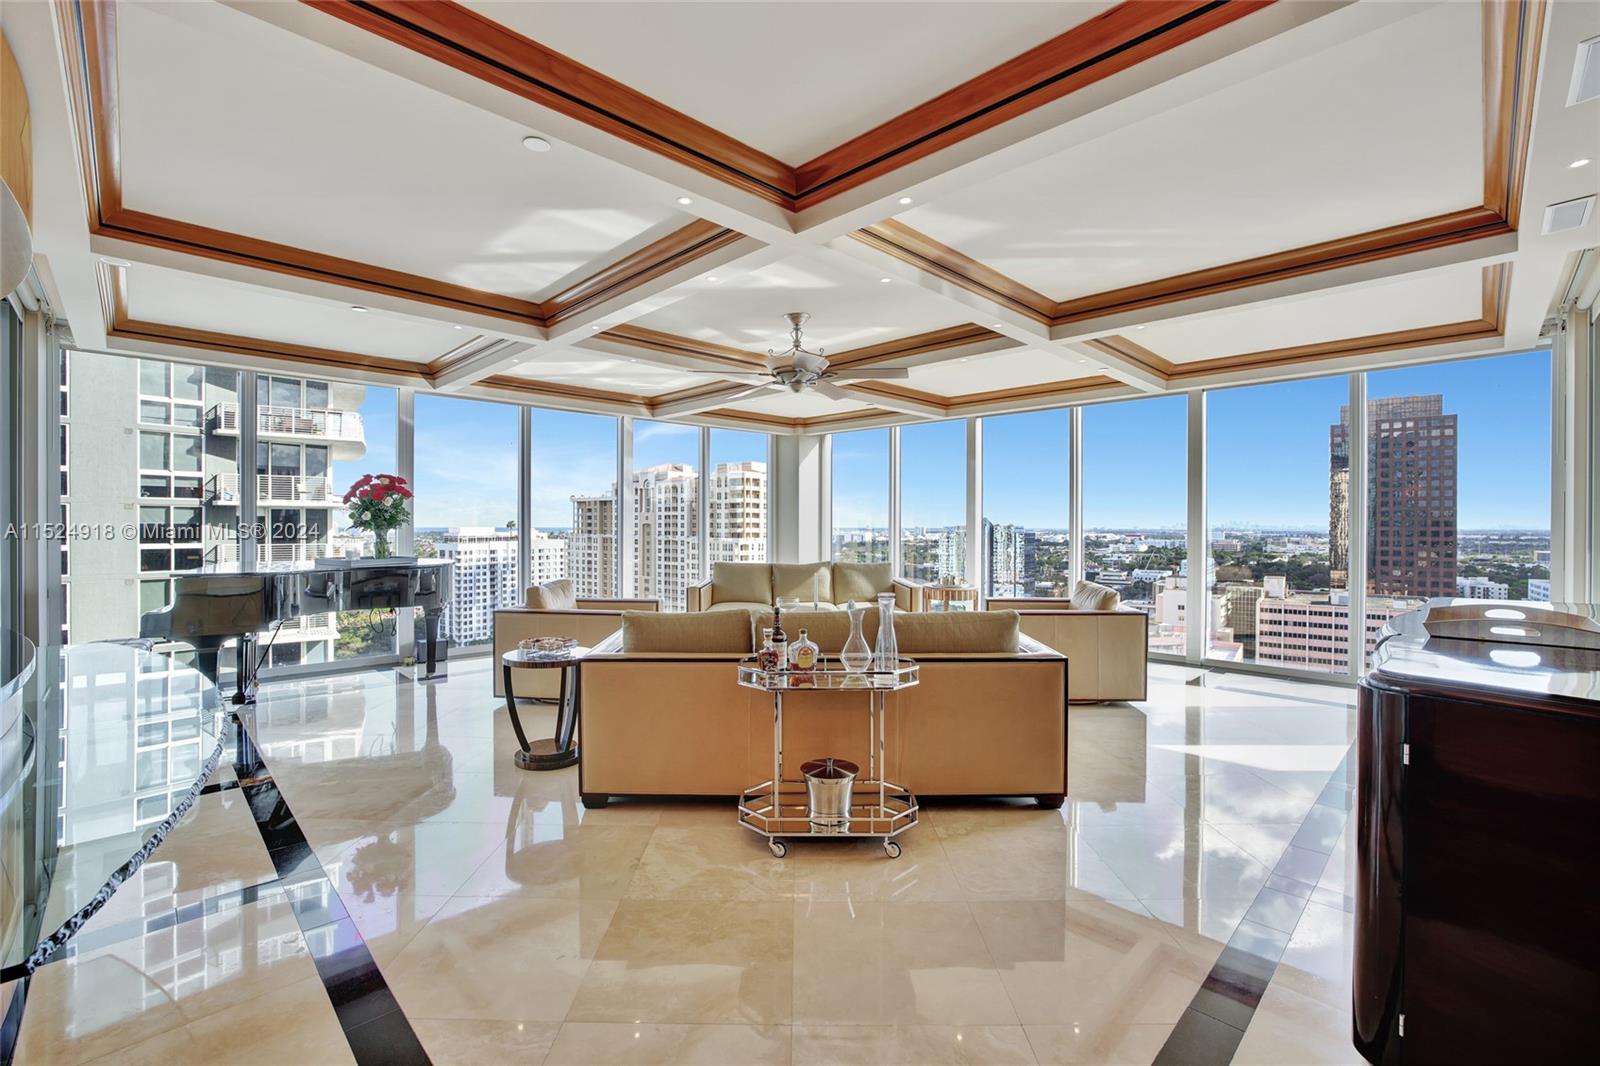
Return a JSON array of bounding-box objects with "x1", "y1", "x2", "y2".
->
[
  {"x1": 883, "y1": 839, "x2": 902, "y2": 859},
  {"x1": 768, "y1": 839, "x2": 788, "y2": 859}
]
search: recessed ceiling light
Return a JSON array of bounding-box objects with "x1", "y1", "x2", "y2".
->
[
  {"x1": 704, "y1": 275, "x2": 719, "y2": 283},
  {"x1": 1097, "y1": 366, "x2": 1111, "y2": 372},
  {"x1": 521, "y1": 135, "x2": 551, "y2": 153},
  {"x1": 1571, "y1": 158, "x2": 1593, "y2": 169},
  {"x1": 350, "y1": 305, "x2": 368, "y2": 313},
  {"x1": 1543, "y1": 194, "x2": 1596, "y2": 235},
  {"x1": 879, "y1": 277, "x2": 892, "y2": 284},
  {"x1": 897, "y1": 197, "x2": 914, "y2": 206},
  {"x1": 990, "y1": 323, "x2": 1004, "y2": 329},
  {"x1": 452, "y1": 324, "x2": 463, "y2": 330},
  {"x1": 676, "y1": 196, "x2": 694, "y2": 206},
  {"x1": 1135, "y1": 325, "x2": 1146, "y2": 330},
  {"x1": 591, "y1": 324, "x2": 604, "y2": 330}
]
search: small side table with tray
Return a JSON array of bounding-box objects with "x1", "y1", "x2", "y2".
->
[
  {"x1": 502, "y1": 644, "x2": 589, "y2": 770},
  {"x1": 736, "y1": 655, "x2": 920, "y2": 858}
]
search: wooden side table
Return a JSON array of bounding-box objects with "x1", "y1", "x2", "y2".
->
[
  {"x1": 502, "y1": 647, "x2": 588, "y2": 770},
  {"x1": 923, "y1": 584, "x2": 979, "y2": 612}
]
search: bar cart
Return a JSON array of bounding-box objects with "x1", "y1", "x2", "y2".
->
[{"x1": 736, "y1": 656, "x2": 919, "y2": 858}]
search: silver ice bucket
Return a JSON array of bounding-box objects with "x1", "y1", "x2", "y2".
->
[{"x1": 802, "y1": 757, "x2": 859, "y2": 831}]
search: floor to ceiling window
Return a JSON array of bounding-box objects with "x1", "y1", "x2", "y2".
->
[
  {"x1": 414, "y1": 394, "x2": 519, "y2": 648},
  {"x1": 631, "y1": 420, "x2": 700, "y2": 611},
  {"x1": 331, "y1": 385, "x2": 398, "y2": 662},
  {"x1": 1365, "y1": 350, "x2": 1551, "y2": 612},
  {"x1": 831, "y1": 428, "x2": 890, "y2": 564},
  {"x1": 1082, "y1": 395, "x2": 1187, "y2": 649},
  {"x1": 1206, "y1": 376, "x2": 1351, "y2": 672},
  {"x1": 708, "y1": 429, "x2": 768, "y2": 565},
  {"x1": 529, "y1": 408, "x2": 619, "y2": 597},
  {"x1": 981, "y1": 409, "x2": 1069, "y2": 598},
  {"x1": 900, "y1": 420, "x2": 969, "y2": 584}
]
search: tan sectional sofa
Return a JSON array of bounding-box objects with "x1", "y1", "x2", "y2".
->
[
  {"x1": 688, "y1": 560, "x2": 923, "y2": 613},
  {"x1": 987, "y1": 581, "x2": 1149, "y2": 703},
  {"x1": 492, "y1": 579, "x2": 659, "y2": 699},
  {"x1": 575, "y1": 608, "x2": 1067, "y2": 809}
]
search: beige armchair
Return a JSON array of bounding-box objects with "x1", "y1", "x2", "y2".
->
[
  {"x1": 493, "y1": 579, "x2": 658, "y2": 699},
  {"x1": 988, "y1": 581, "x2": 1148, "y2": 703},
  {"x1": 687, "y1": 561, "x2": 923, "y2": 613}
]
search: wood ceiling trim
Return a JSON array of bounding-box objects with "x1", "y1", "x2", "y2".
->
[
  {"x1": 826, "y1": 324, "x2": 1009, "y2": 369},
  {"x1": 944, "y1": 375, "x2": 1127, "y2": 409},
  {"x1": 596, "y1": 324, "x2": 769, "y2": 369},
  {"x1": 1482, "y1": 0, "x2": 1545, "y2": 224},
  {"x1": 302, "y1": 0, "x2": 796, "y2": 205},
  {"x1": 57, "y1": 0, "x2": 741, "y2": 334},
  {"x1": 478, "y1": 373, "x2": 653, "y2": 411},
  {"x1": 791, "y1": 0, "x2": 1274, "y2": 209},
  {"x1": 851, "y1": 222, "x2": 1057, "y2": 323},
  {"x1": 1083, "y1": 335, "x2": 1177, "y2": 377}
]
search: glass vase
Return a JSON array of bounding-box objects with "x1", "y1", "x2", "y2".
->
[
  {"x1": 840, "y1": 601, "x2": 871, "y2": 673},
  {"x1": 372, "y1": 530, "x2": 392, "y2": 559},
  {"x1": 873, "y1": 592, "x2": 899, "y2": 672}
]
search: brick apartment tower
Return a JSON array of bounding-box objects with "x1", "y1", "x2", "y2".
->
[{"x1": 1330, "y1": 395, "x2": 1458, "y2": 599}]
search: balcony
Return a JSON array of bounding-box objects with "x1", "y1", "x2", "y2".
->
[
  {"x1": 207, "y1": 403, "x2": 366, "y2": 459},
  {"x1": 209, "y1": 403, "x2": 239, "y2": 436},
  {"x1": 257, "y1": 474, "x2": 336, "y2": 505},
  {"x1": 265, "y1": 612, "x2": 337, "y2": 642},
  {"x1": 214, "y1": 541, "x2": 333, "y2": 565},
  {"x1": 207, "y1": 472, "x2": 240, "y2": 505}
]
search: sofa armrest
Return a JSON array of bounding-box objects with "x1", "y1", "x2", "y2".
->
[
  {"x1": 892, "y1": 579, "x2": 923, "y2": 612},
  {"x1": 578, "y1": 598, "x2": 660, "y2": 612},
  {"x1": 686, "y1": 581, "x2": 714, "y2": 612},
  {"x1": 493, "y1": 608, "x2": 625, "y2": 697}
]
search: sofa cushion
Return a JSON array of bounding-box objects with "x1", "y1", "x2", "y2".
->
[
  {"x1": 893, "y1": 610, "x2": 1021, "y2": 654},
  {"x1": 527, "y1": 579, "x2": 576, "y2": 610},
  {"x1": 831, "y1": 561, "x2": 892, "y2": 605},
  {"x1": 621, "y1": 610, "x2": 753, "y2": 653},
  {"x1": 711, "y1": 562, "x2": 771, "y2": 606},
  {"x1": 706, "y1": 601, "x2": 768, "y2": 613},
  {"x1": 1070, "y1": 579, "x2": 1121, "y2": 611},
  {"x1": 753, "y1": 608, "x2": 880, "y2": 658},
  {"x1": 772, "y1": 562, "x2": 832, "y2": 604}
]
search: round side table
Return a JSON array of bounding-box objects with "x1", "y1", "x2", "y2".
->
[{"x1": 502, "y1": 646, "x2": 589, "y2": 770}]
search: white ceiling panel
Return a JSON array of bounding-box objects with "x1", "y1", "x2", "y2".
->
[
  {"x1": 509, "y1": 351, "x2": 715, "y2": 398},
  {"x1": 124, "y1": 263, "x2": 471, "y2": 363},
  {"x1": 906, "y1": 347, "x2": 1093, "y2": 397},
  {"x1": 461, "y1": 2, "x2": 1112, "y2": 162},
  {"x1": 898, "y1": 2, "x2": 1484, "y2": 300},
  {"x1": 1134, "y1": 263, "x2": 1488, "y2": 364},
  {"x1": 725, "y1": 388, "x2": 874, "y2": 419},
  {"x1": 630, "y1": 255, "x2": 967, "y2": 352},
  {"x1": 116, "y1": 1, "x2": 685, "y2": 301}
]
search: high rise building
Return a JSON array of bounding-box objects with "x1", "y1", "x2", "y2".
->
[
  {"x1": 1528, "y1": 578, "x2": 1552, "y2": 602},
  {"x1": 434, "y1": 527, "x2": 519, "y2": 645},
  {"x1": 527, "y1": 530, "x2": 568, "y2": 586},
  {"x1": 1255, "y1": 593, "x2": 1408, "y2": 672},
  {"x1": 570, "y1": 493, "x2": 617, "y2": 598},
  {"x1": 985, "y1": 521, "x2": 1038, "y2": 596},
  {"x1": 1331, "y1": 395, "x2": 1458, "y2": 599},
  {"x1": 935, "y1": 527, "x2": 967, "y2": 582},
  {"x1": 633, "y1": 463, "x2": 699, "y2": 611},
  {"x1": 62, "y1": 355, "x2": 364, "y2": 665},
  {"x1": 707, "y1": 461, "x2": 767, "y2": 564},
  {"x1": 1456, "y1": 576, "x2": 1509, "y2": 599}
]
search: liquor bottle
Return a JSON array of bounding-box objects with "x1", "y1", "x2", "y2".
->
[
  {"x1": 789, "y1": 628, "x2": 818, "y2": 670},
  {"x1": 771, "y1": 605, "x2": 788, "y2": 671},
  {"x1": 756, "y1": 627, "x2": 778, "y2": 673}
]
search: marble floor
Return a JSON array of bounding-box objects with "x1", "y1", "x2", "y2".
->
[{"x1": 11, "y1": 658, "x2": 1366, "y2": 1065}]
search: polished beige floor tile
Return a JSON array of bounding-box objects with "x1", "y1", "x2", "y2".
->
[
  {"x1": 1206, "y1": 822, "x2": 1302, "y2": 870},
  {"x1": 936, "y1": 820, "x2": 1134, "y2": 903},
  {"x1": 793, "y1": 900, "x2": 1017, "y2": 1026},
  {"x1": 18, "y1": 953, "x2": 189, "y2": 1064},
  {"x1": 410, "y1": 1018, "x2": 562, "y2": 1066},
  {"x1": 971, "y1": 899, "x2": 1206, "y2": 1027},
  {"x1": 1231, "y1": 980, "x2": 1364, "y2": 1066},
  {"x1": 317, "y1": 820, "x2": 506, "y2": 900},
  {"x1": 568, "y1": 899, "x2": 792, "y2": 1025},
  {"x1": 1076, "y1": 824, "x2": 1270, "y2": 902},
  {"x1": 624, "y1": 827, "x2": 795, "y2": 900},
  {"x1": 1023, "y1": 1021, "x2": 1174, "y2": 1065},
  {"x1": 454, "y1": 824, "x2": 654, "y2": 899},
  {"x1": 1270, "y1": 899, "x2": 1355, "y2": 1009},
  {"x1": 792, "y1": 1023, "x2": 1037, "y2": 1064},
  {"x1": 789, "y1": 833, "x2": 966, "y2": 903},
  {"x1": 384, "y1": 895, "x2": 616, "y2": 1022},
  {"x1": 180, "y1": 976, "x2": 354, "y2": 1065},
  {"x1": 338, "y1": 890, "x2": 451, "y2": 967},
  {"x1": 545, "y1": 1021, "x2": 790, "y2": 1064}
]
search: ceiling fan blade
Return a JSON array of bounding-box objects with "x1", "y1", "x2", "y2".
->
[
  {"x1": 721, "y1": 383, "x2": 782, "y2": 403},
  {"x1": 827, "y1": 367, "x2": 910, "y2": 380},
  {"x1": 812, "y1": 380, "x2": 857, "y2": 402},
  {"x1": 677, "y1": 370, "x2": 774, "y2": 383}
]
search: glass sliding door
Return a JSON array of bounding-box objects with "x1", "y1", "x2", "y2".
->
[
  {"x1": 831, "y1": 428, "x2": 890, "y2": 563},
  {"x1": 631, "y1": 420, "x2": 700, "y2": 611},
  {"x1": 529, "y1": 408, "x2": 619, "y2": 597},
  {"x1": 1365, "y1": 350, "x2": 1551, "y2": 617},
  {"x1": 981, "y1": 409, "x2": 1069, "y2": 598},
  {"x1": 900, "y1": 420, "x2": 968, "y2": 584},
  {"x1": 1206, "y1": 376, "x2": 1350, "y2": 672},
  {"x1": 414, "y1": 394, "x2": 520, "y2": 648},
  {"x1": 1081, "y1": 395, "x2": 1187, "y2": 650},
  {"x1": 708, "y1": 429, "x2": 768, "y2": 565}
]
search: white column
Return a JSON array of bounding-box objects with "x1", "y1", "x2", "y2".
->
[
  {"x1": 698, "y1": 426, "x2": 711, "y2": 581},
  {"x1": 1552, "y1": 309, "x2": 1594, "y2": 602},
  {"x1": 888, "y1": 426, "x2": 903, "y2": 578},
  {"x1": 618, "y1": 417, "x2": 634, "y2": 597},
  {"x1": 967, "y1": 417, "x2": 983, "y2": 598},
  {"x1": 396, "y1": 386, "x2": 416, "y2": 661},
  {"x1": 818, "y1": 433, "x2": 832, "y2": 561},
  {"x1": 17, "y1": 309, "x2": 59, "y2": 644},
  {"x1": 517, "y1": 405, "x2": 532, "y2": 594},
  {"x1": 1346, "y1": 372, "x2": 1368, "y2": 679},
  {"x1": 1185, "y1": 390, "x2": 1207, "y2": 663},
  {"x1": 1069, "y1": 407, "x2": 1084, "y2": 589},
  {"x1": 771, "y1": 433, "x2": 827, "y2": 562}
]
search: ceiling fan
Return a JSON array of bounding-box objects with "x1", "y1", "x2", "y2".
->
[{"x1": 682, "y1": 313, "x2": 909, "y2": 403}]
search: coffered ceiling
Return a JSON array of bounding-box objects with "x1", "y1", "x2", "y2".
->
[{"x1": 8, "y1": 0, "x2": 1598, "y2": 435}]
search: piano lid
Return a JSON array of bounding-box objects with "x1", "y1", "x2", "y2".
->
[{"x1": 1371, "y1": 599, "x2": 1600, "y2": 708}]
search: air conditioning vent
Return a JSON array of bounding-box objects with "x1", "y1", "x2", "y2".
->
[
  {"x1": 1571, "y1": 34, "x2": 1600, "y2": 106},
  {"x1": 1542, "y1": 196, "x2": 1596, "y2": 235}
]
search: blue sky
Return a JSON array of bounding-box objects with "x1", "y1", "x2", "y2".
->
[{"x1": 352, "y1": 349, "x2": 1552, "y2": 535}]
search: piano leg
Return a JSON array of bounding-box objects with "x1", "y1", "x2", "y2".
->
[
  {"x1": 419, "y1": 607, "x2": 447, "y2": 683},
  {"x1": 232, "y1": 634, "x2": 258, "y2": 705}
]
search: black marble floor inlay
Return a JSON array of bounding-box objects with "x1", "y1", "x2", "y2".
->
[
  {"x1": 229, "y1": 714, "x2": 433, "y2": 1066},
  {"x1": 1151, "y1": 746, "x2": 1354, "y2": 1066}
]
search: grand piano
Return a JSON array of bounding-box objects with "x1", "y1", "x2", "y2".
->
[{"x1": 140, "y1": 558, "x2": 453, "y2": 703}]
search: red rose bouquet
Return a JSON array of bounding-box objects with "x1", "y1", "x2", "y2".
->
[{"x1": 343, "y1": 473, "x2": 412, "y2": 558}]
